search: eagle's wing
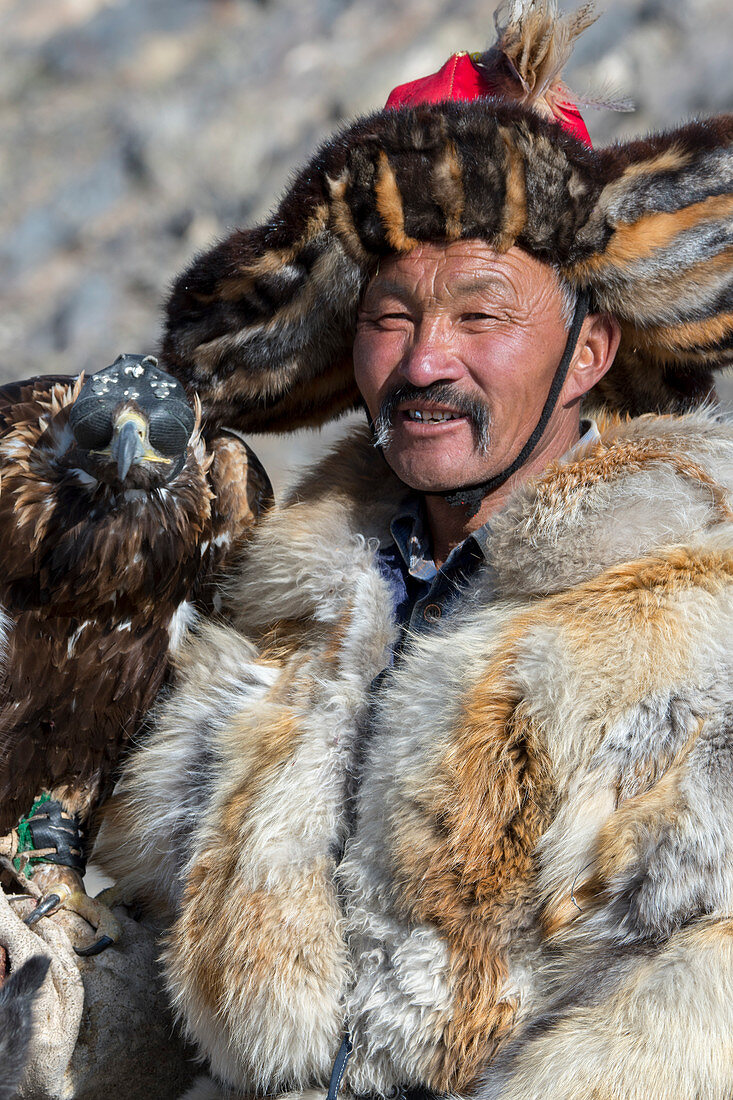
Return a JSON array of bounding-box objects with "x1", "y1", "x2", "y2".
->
[
  {"x1": 0, "y1": 369, "x2": 274, "y2": 957},
  {"x1": 0, "y1": 376, "x2": 76, "y2": 435},
  {"x1": 200, "y1": 428, "x2": 274, "y2": 615}
]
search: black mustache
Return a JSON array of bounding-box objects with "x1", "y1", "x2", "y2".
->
[{"x1": 372, "y1": 382, "x2": 491, "y2": 453}]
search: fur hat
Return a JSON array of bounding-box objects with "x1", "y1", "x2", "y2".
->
[{"x1": 161, "y1": 1, "x2": 733, "y2": 433}]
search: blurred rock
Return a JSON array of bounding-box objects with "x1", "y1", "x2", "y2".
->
[{"x1": 1, "y1": 0, "x2": 731, "y2": 489}]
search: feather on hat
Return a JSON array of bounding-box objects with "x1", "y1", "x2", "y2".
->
[{"x1": 161, "y1": 1, "x2": 733, "y2": 432}]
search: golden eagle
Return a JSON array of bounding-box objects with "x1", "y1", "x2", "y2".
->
[{"x1": 0, "y1": 354, "x2": 272, "y2": 954}]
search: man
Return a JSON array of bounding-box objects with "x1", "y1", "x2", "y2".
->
[
  {"x1": 93, "y1": 3, "x2": 733, "y2": 1099},
  {"x1": 353, "y1": 241, "x2": 618, "y2": 566}
]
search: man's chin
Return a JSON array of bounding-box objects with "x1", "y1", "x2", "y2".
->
[{"x1": 382, "y1": 453, "x2": 484, "y2": 495}]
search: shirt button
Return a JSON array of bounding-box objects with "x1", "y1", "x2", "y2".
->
[{"x1": 423, "y1": 603, "x2": 442, "y2": 622}]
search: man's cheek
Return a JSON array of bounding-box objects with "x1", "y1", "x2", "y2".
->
[{"x1": 353, "y1": 342, "x2": 380, "y2": 412}]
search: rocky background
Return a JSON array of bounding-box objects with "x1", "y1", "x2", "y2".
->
[{"x1": 2, "y1": 0, "x2": 732, "y2": 489}]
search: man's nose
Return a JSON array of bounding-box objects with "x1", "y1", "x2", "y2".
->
[{"x1": 399, "y1": 318, "x2": 464, "y2": 387}]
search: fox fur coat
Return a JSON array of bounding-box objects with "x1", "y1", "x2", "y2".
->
[{"x1": 97, "y1": 407, "x2": 733, "y2": 1100}]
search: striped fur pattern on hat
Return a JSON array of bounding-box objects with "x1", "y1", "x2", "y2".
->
[{"x1": 162, "y1": 101, "x2": 733, "y2": 433}]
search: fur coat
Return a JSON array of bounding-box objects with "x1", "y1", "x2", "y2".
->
[{"x1": 96, "y1": 407, "x2": 733, "y2": 1100}]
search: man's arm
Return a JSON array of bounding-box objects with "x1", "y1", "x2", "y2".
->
[
  {"x1": 481, "y1": 707, "x2": 733, "y2": 1100},
  {"x1": 93, "y1": 620, "x2": 280, "y2": 917}
]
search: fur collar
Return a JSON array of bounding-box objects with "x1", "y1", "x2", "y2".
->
[{"x1": 233, "y1": 409, "x2": 733, "y2": 633}]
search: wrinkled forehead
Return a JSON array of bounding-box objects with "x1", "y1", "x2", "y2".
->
[{"x1": 361, "y1": 239, "x2": 565, "y2": 308}]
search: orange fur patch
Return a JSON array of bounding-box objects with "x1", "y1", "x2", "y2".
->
[
  {"x1": 254, "y1": 606, "x2": 354, "y2": 673},
  {"x1": 627, "y1": 307, "x2": 733, "y2": 360},
  {"x1": 374, "y1": 151, "x2": 420, "y2": 252},
  {"x1": 389, "y1": 667, "x2": 553, "y2": 1091},
  {"x1": 166, "y1": 849, "x2": 343, "y2": 1046},
  {"x1": 547, "y1": 545, "x2": 733, "y2": 701},
  {"x1": 537, "y1": 435, "x2": 733, "y2": 522},
  {"x1": 220, "y1": 707, "x2": 302, "y2": 835},
  {"x1": 495, "y1": 131, "x2": 528, "y2": 252},
  {"x1": 165, "y1": 706, "x2": 308, "y2": 1019},
  {"x1": 610, "y1": 144, "x2": 693, "y2": 185},
  {"x1": 571, "y1": 193, "x2": 733, "y2": 281}
]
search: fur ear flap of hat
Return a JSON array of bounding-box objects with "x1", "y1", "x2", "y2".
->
[{"x1": 161, "y1": 2, "x2": 733, "y2": 433}]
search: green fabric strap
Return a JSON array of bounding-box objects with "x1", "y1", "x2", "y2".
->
[{"x1": 13, "y1": 792, "x2": 52, "y2": 876}]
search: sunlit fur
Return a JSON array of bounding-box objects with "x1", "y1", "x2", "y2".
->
[{"x1": 98, "y1": 409, "x2": 733, "y2": 1099}]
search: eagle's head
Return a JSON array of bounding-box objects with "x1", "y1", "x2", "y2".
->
[{"x1": 68, "y1": 354, "x2": 196, "y2": 489}]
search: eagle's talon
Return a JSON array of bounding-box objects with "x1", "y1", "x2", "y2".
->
[
  {"x1": 74, "y1": 933, "x2": 115, "y2": 957},
  {"x1": 59, "y1": 884, "x2": 122, "y2": 955},
  {"x1": 21, "y1": 867, "x2": 122, "y2": 955},
  {"x1": 24, "y1": 891, "x2": 64, "y2": 927}
]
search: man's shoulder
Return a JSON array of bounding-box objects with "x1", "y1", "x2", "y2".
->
[
  {"x1": 484, "y1": 408, "x2": 733, "y2": 600},
  {"x1": 229, "y1": 427, "x2": 404, "y2": 636},
  {"x1": 231, "y1": 409, "x2": 733, "y2": 625},
  {"x1": 281, "y1": 423, "x2": 403, "y2": 516}
]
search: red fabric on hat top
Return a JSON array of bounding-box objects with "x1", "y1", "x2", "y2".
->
[
  {"x1": 385, "y1": 53, "x2": 489, "y2": 109},
  {"x1": 385, "y1": 51, "x2": 592, "y2": 147}
]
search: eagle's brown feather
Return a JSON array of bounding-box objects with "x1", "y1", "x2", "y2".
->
[{"x1": 0, "y1": 373, "x2": 272, "y2": 835}]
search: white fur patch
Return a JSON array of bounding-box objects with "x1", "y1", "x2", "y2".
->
[
  {"x1": 100, "y1": 412, "x2": 733, "y2": 1096},
  {"x1": 168, "y1": 601, "x2": 199, "y2": 653}
]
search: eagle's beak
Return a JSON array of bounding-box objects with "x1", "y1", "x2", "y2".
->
[{"x1": 111, "y1": 414, "x2": 146, "y2": 480}]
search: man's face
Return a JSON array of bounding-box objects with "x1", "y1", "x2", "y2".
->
[{"x1": 353, "y1": 240, "x2": 576, "y2": 493}]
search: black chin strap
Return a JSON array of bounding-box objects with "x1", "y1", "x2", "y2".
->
[{"x1": 441, "y1": 289, "x2": 591, "y2": 516}]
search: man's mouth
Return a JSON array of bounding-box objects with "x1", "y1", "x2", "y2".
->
[
  {"x1": 404, "y1": 409, "x2": 464, "y2": 423},
  {"x1": 372, "y1": 383, "x2": 490, "y2": 453}
]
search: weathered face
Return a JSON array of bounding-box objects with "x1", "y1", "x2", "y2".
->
[{"x1": 353, "y1": 240, "x2": 578, "y2": 493}]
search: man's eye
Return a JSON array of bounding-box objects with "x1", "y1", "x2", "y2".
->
[
  {"x1": 356, "y1": 311, "x2": 412, "y2": 327},
  {"x1": 461, "y1": 311, "x2": 497, "y2": 322}
]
